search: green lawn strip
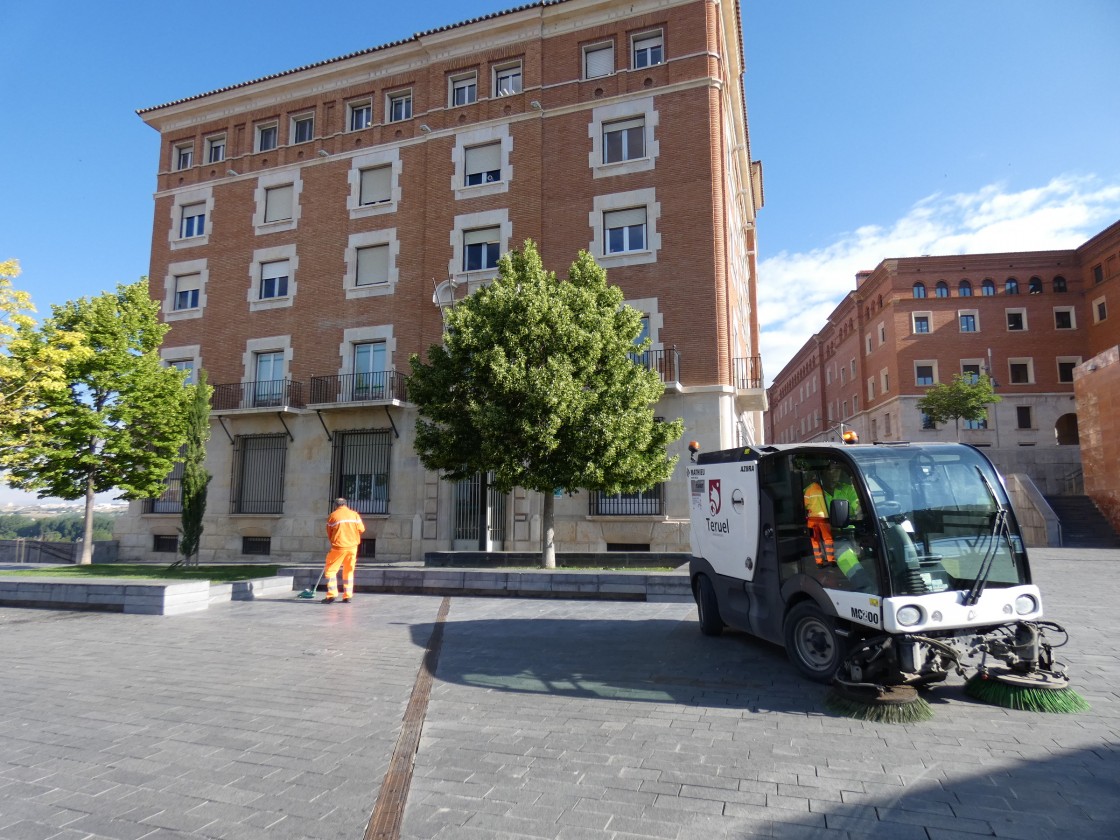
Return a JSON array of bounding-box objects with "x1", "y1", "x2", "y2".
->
[{"x1": 1, "y1": 564, "x2": 281, "y2": 583}]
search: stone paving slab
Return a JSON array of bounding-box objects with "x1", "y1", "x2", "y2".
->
[{"x1": 0, "y1": 549, "x2": 1117, "y2": 839}]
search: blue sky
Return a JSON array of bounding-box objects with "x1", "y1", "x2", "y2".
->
[{"x1": 2, "y1": 0, "x2": 1119, "y2": 504}]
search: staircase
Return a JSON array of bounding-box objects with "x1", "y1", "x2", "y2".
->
[{"x1": 1044, "y1": 495, "x2": 1120, "y2": 548}]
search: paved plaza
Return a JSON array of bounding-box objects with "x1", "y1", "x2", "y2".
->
[{"x1": 1, "y1": 548, "x2": 1118, "y2": 839}]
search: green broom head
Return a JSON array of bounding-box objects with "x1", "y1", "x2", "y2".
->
[
  {"x1": 964, "y1": 668, "x2": 1090, "y2": 714},
  {"x1": 825, "y1": 682, "x2": 934, "y2": 724},
  {"x1": 296, "y1": 587, "x2": 317, "y2": 599}
]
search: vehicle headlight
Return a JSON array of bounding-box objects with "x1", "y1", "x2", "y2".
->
[
  {"x1": 1015, "y1": 594, "x2": 1038, "y2": 615},
  {"x1": 896, "y1": 605, "x2": 923, "y2": 627}
]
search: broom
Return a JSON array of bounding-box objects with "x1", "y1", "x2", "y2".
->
[
  {"x1": 825, "y1": 680, "x2": 934, "y2": 724},
  {"x1": 297, "y1": 570, "x2": 325, "y2": 600},
  {"x1": 963, "y1": 668, "x2": 1089, "y2": 713}
]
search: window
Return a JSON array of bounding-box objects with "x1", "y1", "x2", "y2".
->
[
  {"x1": 1016, "y1": 406, "x2": 1033, "y2": 430},
  {"x1": 921, "y1": 413, "x2": 937, "y2": 430},
  {"x1": 880, "y1": 369, "x2": 889, "y2": 393},
  {"x1": 173, "y1": 274, "x2": 200, "y2": 311},
  {"x1": 241, "y1": 537, "x2": 272, "y2": 556},
  {"x1": 1053, "y1": 276, "x2": 1067, "y2": 293},
  {"x1": 260, "y1": 261, "x2": 289, "y2": 299},
  {"x1": 935, "y1": 281, "x2": 949, "y2": 298},
  {"x1": 464, "y1": 143, "x2": 501, "y2": 186},
  {"x1": 264, "y1": 185, "x2": 293, "y2": 223},
  {"x1": 912, "y1": 282, "x2": 926, "y2": 299},
  {"x1": 349, "y1": 100, "x2": 372, "y2": 131},
  {"x1": 1057, "y1": 357, "x2": 1080, "y2": 383},
  {"x1": 981, "y1": 279, "x2": 995, "y2": 296},
  {"x1": 865, "y1": 335, "x2": 873, "y2": 355},
  {"x1": 168, "y1": 359, "x2": 196, "y2": 385},
  {"x1": 333, "y1": 429, "x2": 392, "y2": 515},
  {"x1": 387, "y1": 91, "x2": 412, "y2": 122},
  {"x1": 180, "y1": 203, "x2": 206, "y2": 239},
  {"x1": 231, "y1": 434, "x2": 287, "y2": 514},
  {"x1": 450, "y1": 73, "x2": 477, "y2": 107},
  {"x1": 1093, "y1": 296, "x2": 1108, "y2": 323},
  {"x1": 1028, "y1": 276, "x2": 1042, "y2": 295},
  {"x1": 959, "y1": 311, "x2": 977, "y2": 332},
  {"x1": 958, "y1": 279, "x2": 972, "y2": 297},
  {"x1": 1093, "y1": 264, "x2": 1104, "y2": 284},
  {"x1": 291, "y1": 114, "x2": 314, "y2": 144},
  {"x1": 494, "y1": 63, "x2": 522, "y2": 97},
  {"x1": 359, "y1": 166, "x2": 391, "y2": 206},
  {"x1": 915, "y1": 364, "x2": 935, "y2": 386},
  {"x1": 1006, "y1": 309, "x2": 1026, "y2": 331},
  {"x1": 254, "y1": 351, "x2": 285, "y2": 406},
  {"x1": 912, "y1": 314, "x2": 930, "y2": 334},
  {"x1": 604, "y1": 207, "x2": 646, "y2": 254},
  {"x1": 463, "y1": 227, "x2": 500, "y2": 271},
  {"x1": 352, "y1": 342, "x2": 388, "y2": 399},
  {"x1": 1005, "y1": 278, "x2": 1019, "y2": 295},
  {"x1": 866, "y1": 377, "x2": 874, "y2": 400},
  {"x1": 206, "y1": 135, "x2": 225, "y2": 163},
  {"x1": 632, "y1": 31, "x2": 663, "y2": 68},
  {"x1": 1054, "y1": 308, "x2": 1075, "y2": 330},
  {"x1": 256, "y1": 122, "x2": 278, "y2": 152},
  {"x1": 878, "y1": 323, "x2": 886, "y2": 344},
  {"x1": 961, "y1": 362, "x2": 982, "y2": 384},
  {"x1": 175, "y1": 143, "x2": 193, "y2": 170},
  {"x1": 963, "y1": 417, "x2": 988, "y2": 430},
  {"x1": 1008, "y1": 359, "x2": 1033, "y2": 385},
  {"x1": 603, "y1": 117, "x2": 645, "y2": 163},
  {"x1": 153, "y1": 535, "x2": 179, "y2": 553},
  {"x1": 584, "y1": 42, "x2": 614, "y2": 79},
  {"x1": 592, "y1": 485, "x2": 663, "y2": 515},
  {"x1": 356, "y1": 245, "x2": 390, "y2": 286}
]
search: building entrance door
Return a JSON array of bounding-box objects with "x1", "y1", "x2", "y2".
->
[{"x1": 453, "y1": 473, "x2": 507, "y2": 550}]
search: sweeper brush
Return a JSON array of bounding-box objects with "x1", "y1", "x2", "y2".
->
[
  {"x1": 964, "y1": 668, "x2": 1090, "y2": 713},
  {"x1": 297, "y1": 570, "x2": 325, "y2": 600},
  {"x1": 825, "y1": 682, "x2": 934, "y2": 724}
]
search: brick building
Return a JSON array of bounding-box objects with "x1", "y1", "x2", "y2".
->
[
  {"x1": 114, "y1": 0, "x2": 766, "y2": 563},
  {"x1": 766, "y1": 219, "x2": 1120, "y2": 531}
]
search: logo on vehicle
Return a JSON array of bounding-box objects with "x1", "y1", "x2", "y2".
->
[{"x1": 708, "y1": 479, "x2": 721, "y2": 515}]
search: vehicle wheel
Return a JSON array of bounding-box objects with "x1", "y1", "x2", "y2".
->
[
  {"x1": 783, "y1": 601, "x2": 845, "y2": 682},
  {"x1": 695, "y1": 575, "x2": 724, "y2": 637}
]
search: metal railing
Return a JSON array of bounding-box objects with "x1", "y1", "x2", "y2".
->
[
  {"x1": 309, "y1": 371, "x2": 408, "y2": 405},
  {"x1": 631, "y1": 348, "x2": 680, "y2": 384},
  {"x1": 733, "y1": 356, "x2": 764, "y2": 390},
  {"x1": 589, "y1": 485, "x2": 664, "y2": 516},
  {"x1": 211, "y1": 379, "x2": 305, "y2": 411}
]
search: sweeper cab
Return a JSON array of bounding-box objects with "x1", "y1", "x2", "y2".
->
[{"x1": 687, "y1": 441, "x2": 1083, "y2": 715}]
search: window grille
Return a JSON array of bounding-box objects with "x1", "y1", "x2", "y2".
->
[
  {"x1": 331, "y1": 429, "x2": 392, "y2": 515},
  {"x1": 231, "y1": 434, "x2": 288, "y2": 514}
]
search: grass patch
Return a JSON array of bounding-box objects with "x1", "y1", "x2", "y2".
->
[{"x1": 1, "y1": 564, "x2": 282, "y2": 583}]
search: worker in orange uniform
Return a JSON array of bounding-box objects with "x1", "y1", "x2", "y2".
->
[
  {"x1": 804, "y1": 477, "x2": 835, "y2": 567},
  {"x1": 323, "y1": 497, "x2": 365, "y2": 604}
]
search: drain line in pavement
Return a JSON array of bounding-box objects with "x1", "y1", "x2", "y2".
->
[{"x1": 363, "y1": 595, "x2": 451, "y2": 840}]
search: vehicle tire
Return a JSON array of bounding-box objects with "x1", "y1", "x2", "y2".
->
[
  {"x1": 783, "y1": 601, "x2": 845, "y2": 683},
  {"x1": 695, "y1": 574, "x2": 724, "y2": 637}
]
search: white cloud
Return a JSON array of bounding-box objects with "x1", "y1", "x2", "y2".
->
[{"x1": 757, "y1": 174, "x2": 1120, "y2": 384}]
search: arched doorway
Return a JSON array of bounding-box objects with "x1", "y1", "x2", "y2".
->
[{"x1": 1055, "y1": 413, "x2": 1079, "y2": 445}]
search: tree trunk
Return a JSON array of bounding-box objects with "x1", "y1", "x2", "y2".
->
[
  {"x1": 541, "y1": 491, "x2": 556, "y2": 569},
  {"x1": 79, "y1": 475, "x2": 95, "y2": 565}
]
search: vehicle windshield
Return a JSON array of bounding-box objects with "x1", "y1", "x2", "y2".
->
[{"x1": 846, "y1": 445, "x2": 1029, "y2": 596}]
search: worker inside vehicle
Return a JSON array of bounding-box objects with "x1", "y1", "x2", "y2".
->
[{"x1": 802, "y1": 460, "x2": 878, "y2": 593}]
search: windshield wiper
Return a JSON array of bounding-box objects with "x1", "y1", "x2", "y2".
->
[{"x1": 964, "y1": 466, "x2": 1008, "y2": 607}]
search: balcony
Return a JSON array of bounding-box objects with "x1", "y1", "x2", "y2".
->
[
  {"x1": 308, "y1": 371, "x2": 409, "y2": 406},
  {"x1": 733, "y1": 356, "x2": 767, "y2": 413},
  {"x1": 631, "y1": 347, "x2": 681, "y2": 386},
  {"x1": 211, "y1": 379, "x2": 305, "y2": 412}
]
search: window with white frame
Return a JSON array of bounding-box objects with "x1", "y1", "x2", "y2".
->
[
  {"x1": 959, "y1": 310, "x2": 978, "y2": 332},
  {"x1": 1006, "y1": 308, "x2": 1027, "y2": 331},
  {"x1": 878, "y1": 322, "x2": 886, "y2": 344},
  {"x1": 180, "y1": 203, "x2": 206, "y2": 239},
  {"x1": 264, "y1": 184, "x2": 293, "y2": 223},
  {"x1": 880, "y1": 369, "x2": 889, "y2": 393},
  {"x1": 915, "y1": 361, "x2": 937, "y2": 386},
  {"x1": 604, "y1": 207, "x2": 646, "y2": 254},
  {"x1": 1093, "y1": 296, "x2": 1108, "y2": 324},
  {"x1": 345, "y1": 230, "x2": 399, "y2": 299},
  {"x1": 351, "y1": 341, "x2": 388, "y2": 400},
  {"x1": 452, "y1": 126, "x2": 511, "y2": 200},
  {"x1": 961, "y1": 361, "x2": 983, "y2": 384},
  {"x1": 249, "y1": 246, "x2": 297, "y2": 311},
  {"x1": 912, "y1": 312, "x2": 931, "y2": 334},
  {"x1": 386, "y1": 91, "x2": 412, "y2": 123},
  {"x1": 169, "y1": 359, "x2": 195, "y2": 384},
  {"x1": 174, "y1": 143, "x2": 193, "y2": 170},
  {"x1": 161, "y1": 345, "x2": 201, "y2": 386},
  {"x1": 589, "y1": 97, "x2": 658, "y2": 178},
  {"x1": 206, "y1": 135, "x2": 225, "y2": 163},
  {"x1": 252, "y1": 172, "x2": 302, "y2": 234},
  {"x1": 865, "y1": 335, "x2": 873, "y2": 355},
  {"x1": 590, "y1": 190, "x2": 659, "y2": 268},
  {"x1": 1054, "y1": 307, "x2": 1075, "y2": 330},
  {"x1": 291, "y1": 113, "x2": 314, "y2": 144},
  {"x1": 463, "y1": 227, "x2": 500, "y2": 272},
  {"x1": 1008, "y1": 358, "x2": 1033, "y2": 385},
  {"x1": 494, "y1": 62, "x2": 522, "y2": 96},
  {"x1": 464, "y1": 143, "x2": 501, "y2": 186},
  {"x1": 348, "y1": 150, "x2": 401, "y2": 218},
  {"x1": 348, "y1": 100, "x2": 372, "y2": 131},
  {"x1": 259, "y1": 261, "x2": 289, "y2": 300},
  {"x1": 632, "y1": 31, "x2": 663, "y2": 68},
  {"x1": 584, "y1": 42, "x2": 614, "y2": 78},
  {"x1": 255, "y1": 122, "x2": 278, "y2": 152},
  {"x1": 173, "y1": 274, "x2": 201, "y2": 312},
  {"x1": 1056, "y1": 356, "x2": 1081, "y2": 384},
  {"x1": 359, "y1": 165, "x2": 392, "y2": 206},
  {"x1": 356, "y1": 245, "x2": 390, "y2": 287},
  {"x1": 866, "y1": 377, "x2": 874, "y2": 400},
  {"x1": 450, "y1": 72, "x2": 477, "y2": 107},
  {"x1": 603, "y1": 117, "x2": 645, "y2": 164}
]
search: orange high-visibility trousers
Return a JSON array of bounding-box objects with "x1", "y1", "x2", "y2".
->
[
  {"x1": 809, "y1": 520, "x2": 836, "y2": 566},
  {"x1": 324, "y1": 547, "x2": 357, "y2": 599}
]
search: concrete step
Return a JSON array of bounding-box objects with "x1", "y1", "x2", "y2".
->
[{"x1": 1044, "y1": 495, "x2": 1120, "y2": 548}]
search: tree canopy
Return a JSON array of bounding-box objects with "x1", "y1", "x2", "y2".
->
[
  {"x1": 1, "y1": 279, "x2": 190, "y2": 563},
  {"x1": 409, "y1": 241, "x2": 683, "y2": 567},
  {"x1": 916, "y1": 373, "x2": 1001, "y2": 439}
]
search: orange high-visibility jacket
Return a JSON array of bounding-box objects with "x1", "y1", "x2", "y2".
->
[{"x1": 326, "y1": 505, "x2": 366, "y2": 549}]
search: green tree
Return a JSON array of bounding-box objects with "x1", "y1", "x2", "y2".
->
[
  {"x1": 916, "y1": 373, "x2": 1001, "y2": 440},
  {"x1": 2, "y1": 280, "x2": 190, "y2": 563},
  {"x1": 409, "y1": 241, "x2": 683, "y2": 568},
  {"x1": 176, "y1": 370, "x2": 212, "y2": 567}
]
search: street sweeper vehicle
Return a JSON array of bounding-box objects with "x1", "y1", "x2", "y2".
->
[{"x1": 687, "y1": 441, "x2": 1086, "y2": 719}]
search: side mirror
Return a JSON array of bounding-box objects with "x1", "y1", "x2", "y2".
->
[{"x1": 830, "y1": 498, "x2": 850, "y2": 530}]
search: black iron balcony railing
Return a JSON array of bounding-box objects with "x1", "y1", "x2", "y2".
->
[
  {"x1": 308, "y1": 371, "x2": 408, "y2": 405},
  {"x1": 631, "y1": 347, "x2": 680, "y2": 384},
  {"x1": 211, "y1": 379, "x2": 305, "y2": 411},
  {"x1": 589, "y1": 484, "x2": 664, "y2": 516},
  {"x1": 733, "y1": 356, "x2": 764, "y2": 390}
]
